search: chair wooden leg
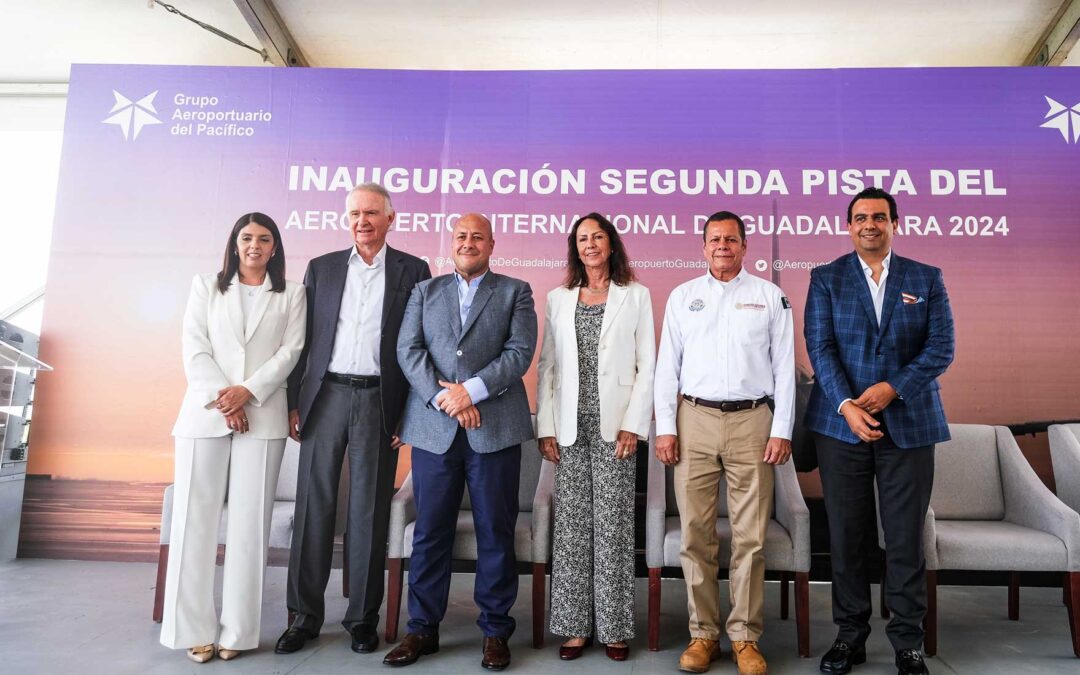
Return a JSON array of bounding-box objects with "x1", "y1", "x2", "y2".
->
[
  {"x1": 1066, "y1": 572, "x2": 1071, "y2": 608},
  {"x1": 1009, "y1": 572, "x2": 1020, "y2": 620},
  {"x1": 532, "y1": 563, "x2": 546, "y2": 649},
  {"x1": 880, "y1": 552, "x2": 890, "y2": 619},
  {"x1": 648, "y1": 568, "x2": 661, "y2": 651},
  {"x1": 780, "y1": 571, "x2": 790, "y2": 620},
  {"x1": 342, "y1": 529, "x2": 350, "y2": 598},
  {"x1": 1067, "y1": 572, "x2": 1080, "y2": 658},
  {"x1": 795, "y1": 572, "x2": 810, "y2": 658},
  {"x1": 385, "y1": 557, "x2": 403, "y2": 643},
  {"x1": 924, "y1": 570, "x2": 937, "y2": 657},
  {"x1": 152, "y1": 544, "x2": 168, "y2": 623}
]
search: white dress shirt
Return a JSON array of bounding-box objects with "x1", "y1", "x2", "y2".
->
[
  {"x1": 238, "y1": 281, "x2": 263, "y2": 320},
  {"x1": 327, "y1": 244, "x2": 386, "y2": 376},
  {"x1": 835, "y1": 251, "x2": 894, "y2": 413},
  {"x1": 858, "y1": 250, "x2": 892, "y2": 324},
  {"x1": 654, "y1": 268, "x2": 796, "y2": 440}
]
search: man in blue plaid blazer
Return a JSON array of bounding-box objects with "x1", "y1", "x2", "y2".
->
[{"x1": 804, "y1": 188, "x2": 954, "y2": 675}]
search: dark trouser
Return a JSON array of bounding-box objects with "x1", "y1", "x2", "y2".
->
[
  {"x1": 815, "y1": 431, "x2": 935, "y2": 651},
  {"x1": 407, "y1": 428, "x2": 521, "y2": 638},
  {"x1": 286, "y1": 381, "x2": 398, "y2": 632}
]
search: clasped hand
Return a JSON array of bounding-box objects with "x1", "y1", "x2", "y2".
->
[
  {"x1": 435, "y1": 380, "x2": 474, "y2": 416},
  {"x1": 841, "y1": 382, "x2": 897, "y2": 442},
  {"x1": 216, "y1": 385, "x2": 252, "y2": 416}
]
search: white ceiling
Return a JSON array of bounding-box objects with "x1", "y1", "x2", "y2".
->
[{"x1": 3, "y1": 0, "x2": 1078, "y2": 82}]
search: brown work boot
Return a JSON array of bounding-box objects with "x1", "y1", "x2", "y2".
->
[
  {"x1": 730, "y1": 640, "x2": 768, "y2": 675},
  {"x1": 678, "y1": 638, "x2": 722, "y2": 673}
]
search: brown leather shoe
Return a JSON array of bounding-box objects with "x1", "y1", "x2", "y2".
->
[
  {"x1": 605, "y1": 642, "x2": 629, "y2": 661},
  {"x1": 730, "y1": 640, "x2": 768, "y2": 675},
  {"x1": 678, "y1": 638, "x2": 721, "y2": 673},
  {"x1": 558, "y1": 636, "x2": 593, "y2": 660},
  {"x1": 481, "y1": 636, "x2": 511, "y2": 671},
  {"x1": 382, "y1": 633, "x2": 439, "y2": 667}
]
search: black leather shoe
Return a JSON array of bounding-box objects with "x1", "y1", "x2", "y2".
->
[
  {"x1": 350, "y1": 624, "x2": 379, "y2": 654},
  {"x1": 895, "y1": 649, "x2": 929, "y2": 675},
  {"x1": 820, "y1": 639, "x2": 866, "y2": 673},
  {"x1": 275, "y1": 626, "x2": 319, "y2": 654},
  {"x1": 383, "y1": 633, "x2": 440, "y2": 667},
  {"x1": 481, "y1": 636, "x2": 511, "y2": 671}
]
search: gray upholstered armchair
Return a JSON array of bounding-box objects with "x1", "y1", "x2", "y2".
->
[
  {"x1": 644, "y1": 424, "x2": 811, "y2": 656},
  {"x1": 918, "y1": 424, "x2": 1080, "y2": 657},
  {"x1": 1049, "y1": 423, "x2": 1080, "y2": 516},
  {"x1": 384, "y1": 423, "x2": 554, "y2": 648}
]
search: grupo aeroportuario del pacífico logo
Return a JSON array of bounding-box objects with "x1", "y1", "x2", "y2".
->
[
  {"x1": 101, "y1": 89, "x2": 273, "y2": 141},
  {"x1": 1041, "y1": 96, "x2": 1080, "y2": 144}
]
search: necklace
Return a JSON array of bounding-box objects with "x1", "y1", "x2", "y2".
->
[
  {"x1": 239, "y1": 280, "x2": 263, "y2": 296},
  {"x1": 583, "y1": 283, "x2": 609, "y2": 295}
]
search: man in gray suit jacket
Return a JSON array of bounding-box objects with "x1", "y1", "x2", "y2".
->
[
  {"x1": 383, "y1": 213, "x2": 537, "y2": 671},
  {"x1": 277, "y1": 183, "x2": 431, "y2": 656}
]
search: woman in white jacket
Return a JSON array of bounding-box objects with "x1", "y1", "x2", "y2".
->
[
  {"x1": 161, "y1": 212, "x2": 305, "y2": 663},
  {"x1": 536, "y1": 212, "x2": 655, "y2": 662}
]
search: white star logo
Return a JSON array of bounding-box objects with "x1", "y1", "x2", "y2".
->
[
  {"x1": 1040, "y1": 96, "x2": 1080, "y2": 144},
  {"x1": 102, "y1": 90, "x2": 162, "y2": 140}
]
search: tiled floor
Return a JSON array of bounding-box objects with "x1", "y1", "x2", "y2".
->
[{"x1": 1, "y1": 559, "x2": 1076, "y2": 674}]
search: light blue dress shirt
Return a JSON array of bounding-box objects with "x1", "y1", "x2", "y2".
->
[{"x1": 431, "y1": 271, "x2": 490, "y2": 410}]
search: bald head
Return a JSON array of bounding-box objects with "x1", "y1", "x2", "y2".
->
[{"x1": 451, "y1": 213, "x2": 495, "y2": 281}]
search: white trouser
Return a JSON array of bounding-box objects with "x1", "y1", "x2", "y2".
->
[{"x1": 160, "y1": 435, "x2": 285, "y2": 650}]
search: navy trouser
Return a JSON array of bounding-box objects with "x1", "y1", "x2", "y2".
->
[
  {"x1": 407, "y1": 428, "x2": 521, "y2": 638},
  {"x1": 815, "y1": 430, "x2": 935, "y2": 651}
]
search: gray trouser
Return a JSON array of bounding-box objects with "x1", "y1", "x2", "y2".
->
[{"x1": 286, "y1": 380, "x2": 398, "y2": 632}]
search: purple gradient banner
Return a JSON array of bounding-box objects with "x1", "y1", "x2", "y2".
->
[{"x1": 20, "y1": 64, "x2": 1080, "y2": 559}]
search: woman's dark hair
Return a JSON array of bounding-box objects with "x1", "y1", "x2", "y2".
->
[
  {"x1": 216, "y1": 212, "x2": 286, "y2": 294},
  {"x1": 563, "y1": 212, "x2": 636, "y2": 289}
]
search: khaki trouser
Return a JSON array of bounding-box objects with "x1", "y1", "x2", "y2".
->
[{"x1": 674, "y1": 400, "x2": 774, "y2": 642}]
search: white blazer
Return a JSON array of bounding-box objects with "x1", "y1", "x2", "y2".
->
[
  {"x1": 172, "y1": 273, "x2": 306, "y2": 440},
  {"x1": 536, "y1": 281, "x2": 656, "y2": 446}
]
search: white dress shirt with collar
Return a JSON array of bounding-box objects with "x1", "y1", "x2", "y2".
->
[
  {"x1": 654, "y1": 268, "x2": 795, "y2": 440},
  {"x1": 858, "y1": 250, "x2": 892, "y2": 324},
  {"x1": 327, "y1": 243, "x2": 386, "y2": 376},
  {"x1": 835, "y1": 250, "x2": 895, "y2": 413}
]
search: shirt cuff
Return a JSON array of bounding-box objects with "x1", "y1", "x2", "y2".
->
[
  {"x1": 837, "y1": 398, "x2": 853, "y2": 415},
  {"x1": 656, "y1": 417, "x2": 678, "y2": 437},
  {"x1": 462, "y1": 377, "x2": 489, "y2": 405},
  {"x1": 431, "y1": 389, "x2": 449, "y2": 410}
]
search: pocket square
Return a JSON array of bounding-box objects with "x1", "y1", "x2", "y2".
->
[{"x1": 901, "y1": 292, "x2": 925, "y2": 305}]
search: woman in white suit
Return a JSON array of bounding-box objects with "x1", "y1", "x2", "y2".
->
[
  {"x1": 536, "y1": 212, "x2": 655, "y2": 661},
  {"x1": 162, "y1": 212, "x2": 306, "y2": 663}
]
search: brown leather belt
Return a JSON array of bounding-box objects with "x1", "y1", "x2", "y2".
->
[
  {"x1": 327, "y1": 372, "x2": 381, "y2": 388},
  {"x1": 683, "y1": 395, "x2": 771, "y2": 412}
]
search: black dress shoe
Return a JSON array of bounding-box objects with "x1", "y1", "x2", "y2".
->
[
  {"x1": 481, "y1": 636, "x2": 511, "y2": 671},
  {"x1": 820, "y1": 639, "x2": 866, "y2": 673},
  {"x1": 895, "y1": 649, "x2": 929, "y2": 675},
  {"x1": 275, "y1": 626, "x2": 319, "y2": 654},
  {"x1": 350, "y1": 624, "x2": 379, "y2": 653},
  {"x1": 383, "y1": 633, "x2": 440, "y2": 667}
]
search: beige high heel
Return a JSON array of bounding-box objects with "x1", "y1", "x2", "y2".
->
[
  {"x1": 217, "y1": 646, "x2": 242, "y2": 660},
  {"x1": 186, "y1": 644, "x2": 215, "y2": 663}
]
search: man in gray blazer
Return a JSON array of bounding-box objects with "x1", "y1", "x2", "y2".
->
[
  {"x1": 277, "y1": 183, "x2": 431, "y2": 656},
  {"x1": 383, "y1": 213, "x2": 537, "y2": 671}
]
